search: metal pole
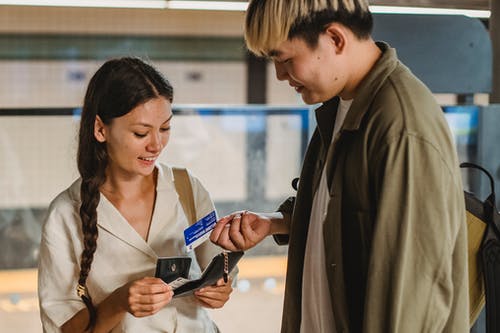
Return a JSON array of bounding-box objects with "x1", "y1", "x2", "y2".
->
[{"x1": 491, "y1": 0, "x2": 500, "y2": 103}]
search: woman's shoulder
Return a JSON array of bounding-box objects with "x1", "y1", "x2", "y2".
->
[
  {"x1": 46, "y1": 179, "x2": 81, "y2": 219},
  {"x1": 156, "y1": 163, "x2": 212, "y2": 210},
  {"x1": 157, "y1": 162, "x2": 193, "y2": 174},
  {"x1": 157, "y1": 163, "x2": 201, "y2": 186}
]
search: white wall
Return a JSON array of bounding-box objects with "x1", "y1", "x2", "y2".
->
[
  {"x1": 0, "y1": 6, "x2": 245, "y2": 36},
  {"x1": 0, "y1": 111, "x2": 305, "y2": 208},
  {"x1": 0, "y1": 116, "x2": 79, "y2": 208},
  {"x1": 0, "y1": 60, "x2": 246, "y2": 108}
]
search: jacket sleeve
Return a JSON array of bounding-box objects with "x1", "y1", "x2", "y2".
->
[
  {"x1": 362, "y1": 133, "x2": 469, "y2": 333},
  {"x1": 273, "y1": 196, "x2": 295, "y2": 245}
]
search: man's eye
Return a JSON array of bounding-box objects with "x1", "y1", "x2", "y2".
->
[
  {"x1": 160, "y1": 127, "x2": 171, "y2": 132},
  {"x1": 134, "y1": 133, "x2": 147, "y2": 138}
]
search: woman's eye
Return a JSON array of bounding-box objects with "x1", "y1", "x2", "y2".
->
[
  {"x1": 160, "y1": 127, "x2": 171, "y2": 132},
  {"x1": 134, "y1": 132, "x2": 147, "y2": 138}
]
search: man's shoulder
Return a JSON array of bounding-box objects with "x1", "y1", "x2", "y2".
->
[
  {"x1": 379, "y1": 62, "x2": 435, "y2": 109},
  {"x1": 368, "y1": 62, "x2": 444, "y2": 132},
  {"x1": 362, "y1": 63, "x2": 457, "y2": 159}
]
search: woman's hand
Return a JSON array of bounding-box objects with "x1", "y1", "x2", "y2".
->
[
  {"x1": 61, "y1": 277, "x2": 173, "y2": 333},
  {"x1": 194, "y1": 277, "x2": 233, "y2": 309},
  {"x1": 116, "y1": 277, "x2": 174, "y2": 317}
]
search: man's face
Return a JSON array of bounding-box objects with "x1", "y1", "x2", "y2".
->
[{"x1": 269, "y1": 34, "x2": 348, "y2": 104}]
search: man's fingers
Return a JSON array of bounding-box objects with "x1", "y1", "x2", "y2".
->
[
  {"x1": 210, "y1": 215, "x2": 239, "y2": 250},
  {"x1": 240, "y1": 215, "x2": 256, "y2": 236},
  {"x1": 229, "y1": 214, "x2": 247, "y2": 249},
  {"x1": 240, "y1": 215, "x2": 265, "y2": 244},
  {"x1": 210, "y1": 215, "x2": 232, "y2": 243},
  {"x1": 214, "y1": 224, "x2": 240, "y2": 251}
]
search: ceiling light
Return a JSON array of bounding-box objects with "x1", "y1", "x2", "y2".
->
[
  {"x1": 0, "y1": 0, "x2": 166, "y2": 8},
  {"x1": 370, "y1": 5, "x2": 490, "y2": 19},
  {"x1": 167, "y1": 1, "x2": 247, "y2": 11},
  {"x1": 0, "y1": 1, "x2": 491, "y2": 17}
]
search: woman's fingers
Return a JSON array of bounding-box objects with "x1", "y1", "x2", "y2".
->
[
  {"x1": 194, "y1": 278, "x2": 233, "y2": 309},
  {"x1": 125, "y1": 277, "x2": 174, "y2": 317}
]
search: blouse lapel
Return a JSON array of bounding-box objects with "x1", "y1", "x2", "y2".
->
[
  {"x1": 97, "y1": 193, "x2": 158, "y2": 259},
  {"x1": 147, "y1": 165, "x2": 190, "y2": 256}
]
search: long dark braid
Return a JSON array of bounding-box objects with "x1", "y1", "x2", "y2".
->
[{"x1": 76, "y1": 57, "x2": 173, "y2": 330}]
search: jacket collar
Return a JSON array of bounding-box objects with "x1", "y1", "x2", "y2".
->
[
  {"x1": 315, "y1": 97, "x2": 339, "y2": 146},
  {"x1": 314, "y1": 42, "x2": 399, "y2": 139}
]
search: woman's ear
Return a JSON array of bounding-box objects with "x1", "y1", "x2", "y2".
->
[
  {"x1": 94, "y1": 115, "x2": 107, "y2": 143},
  {"x1": 324, "y1": 23, "x2": 347, "y2": 54}
]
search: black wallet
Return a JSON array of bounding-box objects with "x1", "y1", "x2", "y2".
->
[
  {"x1": 155, "y1": 251, "x2": 244, "y2": 298},
  {"x1": 155, "y1": 256, "x2": 192, "y2": 284}
]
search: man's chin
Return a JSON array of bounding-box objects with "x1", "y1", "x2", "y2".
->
[{"x1": 300, "y1": 93, "x2": 321, "y2": 105}]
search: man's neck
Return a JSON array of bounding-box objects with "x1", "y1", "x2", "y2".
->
[{"x1": 339, "y1": 38, "x2": 382, "y2": 100}]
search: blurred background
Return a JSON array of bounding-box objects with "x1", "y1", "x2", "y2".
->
[{"x1": 1, "y1": 0, "x2": 499, "y2": 332}]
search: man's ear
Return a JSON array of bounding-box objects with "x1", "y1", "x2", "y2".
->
[
  {"x1": 324, "y1": 23, "x2": 347, "y2": 54},
  {"x1": 94, "y1": 115, "x2": 107, "y2": 143}
]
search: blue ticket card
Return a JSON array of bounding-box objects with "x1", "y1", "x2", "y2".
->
[{"x1": 184, "y1": 210, "x2": 217, "y2": 252}]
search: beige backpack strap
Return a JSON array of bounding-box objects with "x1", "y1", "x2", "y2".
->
[
  {"x1": 173, "y1": 167, "x2": 220, "y2": 272},
  {"x1": 173, "y1": 167, "x2": 197, "y2": 225}
]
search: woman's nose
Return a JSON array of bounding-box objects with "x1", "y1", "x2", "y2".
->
[{"x1": 147, "y1": 133, "x2": 162, "y2": 152}]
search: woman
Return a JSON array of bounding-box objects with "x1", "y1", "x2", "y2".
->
[{"x1": 38, "y1": 57, "x2": 232, "y2": 332}]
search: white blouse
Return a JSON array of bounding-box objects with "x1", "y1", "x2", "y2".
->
[{"x1": 38, "y1": 164, "x2": 222, "y2": 333}]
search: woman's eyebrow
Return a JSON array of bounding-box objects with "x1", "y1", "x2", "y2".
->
[{"x1": 132, "y1": 114, "x2": 173, "y2": 127}]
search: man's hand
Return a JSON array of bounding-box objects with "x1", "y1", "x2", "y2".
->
[{"x1": 210, "y1": 211, "x2": 272, "y2": 251}]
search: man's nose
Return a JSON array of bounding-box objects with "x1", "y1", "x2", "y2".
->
[{"x1": 274, "y1": 61, "x2": 288, "y2": 81}]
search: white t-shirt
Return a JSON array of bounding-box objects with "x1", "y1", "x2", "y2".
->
[
  {"x1": 300, "y1": 98, "x2": 353, "y2": 333},
  {"x1": 38, "y1": 164, "x2": 221, "y2": 333}
]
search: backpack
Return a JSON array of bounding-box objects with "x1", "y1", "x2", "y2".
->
[{"x1": 461, "y1": 162, "x2": 500, "y2": 332}]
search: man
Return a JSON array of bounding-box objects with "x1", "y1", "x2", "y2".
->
[{"x1": 210, "y1": 0, "x2": 469, "y2": 332}]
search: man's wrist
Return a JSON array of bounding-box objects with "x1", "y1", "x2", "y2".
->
[{"x1": 267, "y1": 212, "x2": 289, "y2": 235}]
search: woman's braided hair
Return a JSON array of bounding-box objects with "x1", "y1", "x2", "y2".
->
[{"x1": 76, "y1": 57, "x2": 173, "y2": 330}]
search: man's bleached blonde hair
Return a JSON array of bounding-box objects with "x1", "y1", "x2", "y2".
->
[{"x1": 245, "y1": 0, "x2": 372, "y2": 57}]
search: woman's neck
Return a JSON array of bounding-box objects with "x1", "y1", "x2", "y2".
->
[{"x1": 100, "y1": 167, "x2": 157, "y2": 200}]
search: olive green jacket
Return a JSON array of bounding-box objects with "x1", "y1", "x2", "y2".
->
[{"x1": 276, "y1": 42, "x2": 469, "y2": 333}]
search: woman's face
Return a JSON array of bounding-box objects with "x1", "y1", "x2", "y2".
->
[{"x1": 95, "y1": 96, "x2": 173, "y2": 179}]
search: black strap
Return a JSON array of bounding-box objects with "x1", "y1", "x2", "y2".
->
[{"x1": 461, "y1": 162, "x2": 500, "y2": 333}]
